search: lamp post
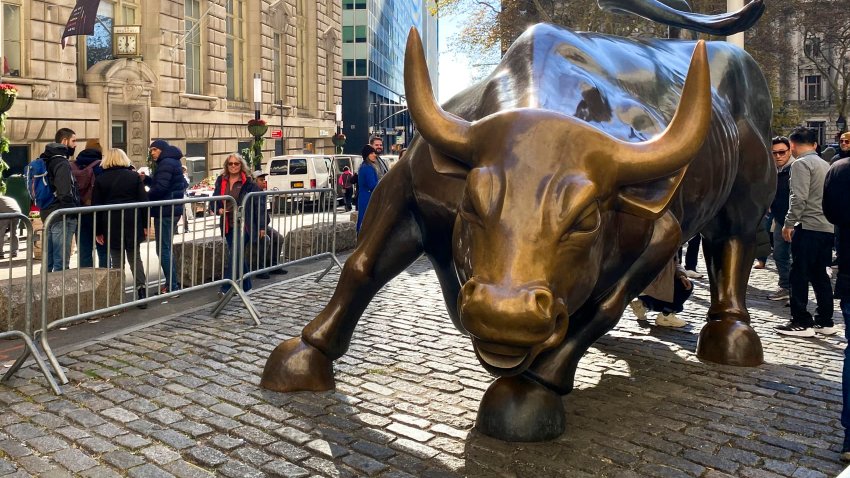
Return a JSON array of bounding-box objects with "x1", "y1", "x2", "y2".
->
[
  {"x1": 253, "y1": 73, "x2": 261, "y2": 121},
  {"x1": 837, "y1": 115, "x2": 846, "y2": 135},
  {"x1": 246, "y1": 72, "x2": 267, "y2": 171},
  {"x1": 334, "y1": 100, "x2": 344, "y2": 154}
]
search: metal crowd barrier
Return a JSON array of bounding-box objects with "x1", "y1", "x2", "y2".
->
[
  {"x1": 0, "y1": 213, "x2": 61, "y2": 394},
  {"x1": 5, "y1": 196, "x2": 260, "y2": 390},
  {"x1": 214, "y1": 188, "x2": 343, "y2": 313}
]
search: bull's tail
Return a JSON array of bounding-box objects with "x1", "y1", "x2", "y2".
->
[{"x1": 597, "y1": 0, "x2": 765, "y2": 36}]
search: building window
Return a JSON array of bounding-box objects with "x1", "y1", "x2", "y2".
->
[
  {"x1": 804, "y1": 37, "x2": 821, "y2": 57},
  {"x1": 804, "y1": 75, "x2": 822, "y2": 101},
  {"x1": 84, "y1": 0, "x2": 138, "y2": 70},
  {"x1": 2, "y1": 2, "x2": 22, "y2": 77},
  {"x1": 273, "y1": 33, "x2": 283, "y2": 103},
  {"x1": 185, "y1": 0, "x2": 202, "y2": 95},
  {"x1": 225, "y1": 0, "x2": 245, "y2": 101},
  {"x1": 807, "y1": 121, "x2": 826, "y2": 146}
]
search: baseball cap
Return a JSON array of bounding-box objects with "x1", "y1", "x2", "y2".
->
[{"x1": 252, "y1": 170, "x2": 268, "y2": 179}]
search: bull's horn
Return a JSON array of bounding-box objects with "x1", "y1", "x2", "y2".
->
[
  {"x1": 405, "y1": 27, "x2": 472, "y2": 164},
  {"x1": 614, "y1": 40, "x2": 711, "y2": 184},
  {"x1": 598, "y1": 0, "x2": 765, "y2": 36}
]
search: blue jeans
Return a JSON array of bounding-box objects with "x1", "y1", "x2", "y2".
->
[
  {"x1": 78, "y1": 213, "x2": 107, "y2": 268},
  {"x1": 153, "y1": 215, "x2": 181, "y2": 291},
  {"x1": 842, "y1": 300, "x2": 850, "y2": 450},
  {"x1": 220, "y1": 229, "x2": 252, "y2": 293},
  {"x1": 46, "y1": 216, "x2": 77, "y2": 272},
  {"x1": 772, "y1": 220, "x2": 792, "y2": 290}
]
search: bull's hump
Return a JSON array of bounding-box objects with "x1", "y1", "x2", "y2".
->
[{"x1": 444, "y1": 23, "x2": 718, "y2": 143}]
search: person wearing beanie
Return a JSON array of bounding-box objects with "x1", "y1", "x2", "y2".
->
[
  {"x1": 73, "y1": 138, "x2": 107, "y2": 267},
  {"x1": 832, "y1": 132, "x2": 850, "y2": 164},
  {"x1": 147, "y1": 140, "x2": 188, "y2": 294},
  {"x1": 356, "y1": 144, "x2": 384, "y2": 233}
]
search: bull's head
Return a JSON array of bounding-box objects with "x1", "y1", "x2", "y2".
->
[{"x1": 404, "y1": 29, "x2": 711, "y2": 376}]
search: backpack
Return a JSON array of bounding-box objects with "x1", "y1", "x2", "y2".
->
[
  {"x1": 70, "y1": 160, "x2": 100, "y2": 206},
  {"x1": 26, "y1": 157, "x2": 56, "y2": 210}
]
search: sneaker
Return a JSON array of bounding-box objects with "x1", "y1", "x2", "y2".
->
[
  {"x1": 753, "y1": 260, "x2": 766, "y2": 270},
  {"x1": 813, "y1": 324, "x2": 838, "y2": 336},
  {"x1": 270, "y1": 268, "x2": 288, "y2": 275},
  {"x1": 136, "y1": 287, "x2": 148, "y2": 309},
  {"x1": 257, "y1": 273, "x2": 271, "y2": 280},
  {"x1": 655, "y1": 312, "x2": 687, "y2": 328},
  {"x1": 774, "y1": 321, "x2": 815, "y2": 337},
  {"x1": 766, "y1": 288, "x2": 790, "y2": 301},
  {"x1": 629, "y1": 299, "x2": 648, "y2": 321},
  {"x1": 684, "y1": 269, "x2": 703, "y2": 279}
]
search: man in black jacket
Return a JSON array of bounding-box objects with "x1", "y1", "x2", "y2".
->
[
  {"x1": 823, "y1": 151, "x2": 850, "y2": 461},
  {"x1": 147, "y1": 140, "x2": 188, "y2": 293},
  {"x1": 832, "y1": 132, "x2": 850, "y2": 164},
  {"x1": 767, "y1": 136, "x2": 794, "y2": 301},
  {"x1": 41, "y1": 128, "x2": 80, "y2": 272}
]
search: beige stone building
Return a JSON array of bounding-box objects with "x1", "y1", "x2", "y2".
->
[{"x1": 0, "y1": 0, "x2": 341, "y2": 180}]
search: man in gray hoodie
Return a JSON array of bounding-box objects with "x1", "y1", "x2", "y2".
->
[{"x1": 776, "y1": 126, "x2": 835, "y2": 337}]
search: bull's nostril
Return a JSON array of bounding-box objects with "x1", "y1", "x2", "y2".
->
[{"x1": 532, "y1": 289, "x2": 554, "y2": 317}]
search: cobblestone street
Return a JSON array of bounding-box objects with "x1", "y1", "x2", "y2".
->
[{"x1": 0, "y1": 257, "x2": 847, "y2": 477}]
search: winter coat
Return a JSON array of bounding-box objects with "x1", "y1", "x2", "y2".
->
[
  {"x1": 211, "y1": 174, "x2": 266, "y2": 239},
  {"x1": 148, "y1": 147, "x2": 188, "y2": 218},
  {"x1": 770, "y1": 159, "x2": 793, "y2": 225},
  {"x1": 356, "y1": 161, "x2": 381, "y2": 232},
  {"x1": 39, "y1": 143, "x2": 80, "y2": 220},
  {"x1": 74, "y1": 148, "x2": 104, "y2": 176},
  {"x1": 92, "y1": 166, "x2": 149, "y2": 250},
  {"x1": 824, "y1": 157, "x2": 850, "y2": 300},
  {"x1": 831, "y1": 148, "x2": 850, "y2": 164}
]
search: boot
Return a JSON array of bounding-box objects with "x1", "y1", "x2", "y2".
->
[{"x1": 136, "y1": 286, "x2": 148, "y2": 309}]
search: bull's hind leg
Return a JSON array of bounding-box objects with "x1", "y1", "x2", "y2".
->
[
  {"x1": 476, "y1": 213, "x2": 681, "y2": 441},
  {"x1": 695, "y1": 131, "x2": 770, "y2": 366},
  {"x1": 261, "y1": 166, "x2": 425, "y2": 392}
]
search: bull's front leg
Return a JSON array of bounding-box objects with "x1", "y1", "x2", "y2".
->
[
  {"x1": 261, "y1": 170, "x2": 425, "y2": 392},
  {"x1": 476, "y1": 213, "x2": 681, "y2": 442},
  {"x1": 695, "y1": 234, "x2": 763, "y2": 366}
]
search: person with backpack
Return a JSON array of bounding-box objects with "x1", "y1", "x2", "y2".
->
[
  {"x1": 147, "y1": 140, "x2": 188, "y2": 294},
  {"x1": 31, "y1": 128, "x2": 80, "y2": 272},
  {"x1": 338, "y1": 166, "x2": 354, "y2": 212},
  {"x1": 72, "y1": 139, "x2": 107, "y2": 268}
]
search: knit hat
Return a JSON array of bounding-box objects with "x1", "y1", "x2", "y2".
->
[
  {"x1": 84, "y1": 138, "x2": 102, "y2": 152},
  {"x1": 149, "y1": 139, "x2": 169, "y2": 150},
  {"x1": 841, "y1": 132, "x2": 850, "y2": 142},
  {"x1": 361, "y1": 144, "x2": 377, "y2": 160}
]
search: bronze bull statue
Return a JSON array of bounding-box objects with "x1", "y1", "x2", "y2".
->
[{"x1": 262, "y1": 2, "x2": 774, "y2": 442}]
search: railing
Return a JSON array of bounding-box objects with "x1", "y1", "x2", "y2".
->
[{"x1": 0, "y1": 213, "x2": 61, "y2": 394}]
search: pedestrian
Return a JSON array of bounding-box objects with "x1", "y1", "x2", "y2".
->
[
  {"x1": 629, "y1": 257, "x2": 693, "y2": 328},
  {"x1": 250, "y1": 171, "x2": 286, "y2": 278},
  {"x1": 775, "y1": 126, "x2": 835, "y2": 337},
  {"x1": 823, "y1": 147, "x2": 850, "y2": 461},
  {"x1": 356, "y1": 144, "x2": 384, "y2": 233},
  {"x1": 72, "y1": 138, "x2": 107, "y2": 268},
  {"x1": 832, "y1": 132, "x2": 850, "y2": 163},
  {"x1": 147, "y1": 140, "x2": 188, "y2": 294},
  {"x1": 212, "y1": 154, "x2": 265, "y2": 295},
  {"x1": 681, "y1": 235, "x2": 703, "y2": 278},
  {"x1": 39, "y1": 128, "x2": 81, "y2": 272},
  {"x1": 0, "y1": 194, "x2": 21, "y2": 260},
  {"x1": 338, "y1": 166, "x2": 354, "y2": 212},
  {"x1": 753, "y1": 212, "x2": 773, "y2": 269},
  {"x1": 369, "y1": 135, "x2": 390, "y2": 175},
  {"x1": 767, "y1": 136, "x2": 794, "y2": 301},
  {"x1": 93, "y1": 148, "x2": 149, "y2": 309}
]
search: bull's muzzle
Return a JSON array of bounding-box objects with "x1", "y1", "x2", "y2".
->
[{"x1": 460, "y1": 279, "x2": 569, "y2": 375}]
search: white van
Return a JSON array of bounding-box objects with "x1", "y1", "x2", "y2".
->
[{"x1": 264, "y1": 154, "x2": 334, "y2": 200}]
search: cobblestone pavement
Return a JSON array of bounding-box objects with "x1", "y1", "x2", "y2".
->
[{"x1": 0, "y1": 257, "x2": 847, "y2": 477}]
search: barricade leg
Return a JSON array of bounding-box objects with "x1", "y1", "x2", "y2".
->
[
  {"x1": 315, "y1": 254, "x2": 344, "y2": 283},
  {"x1": 210, "y1": 283, "x2": 261, "y2": 326},
  {"x1": 1, "y1": 332, "x2": 62, "y2": 395},
  {"x1": 40, "y1": 331, "x2": 70, "y2": 385}
]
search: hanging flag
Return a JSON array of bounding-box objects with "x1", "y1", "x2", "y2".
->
[{"x1": 61, "y1": 0, "x2": 101, "y2": 49}]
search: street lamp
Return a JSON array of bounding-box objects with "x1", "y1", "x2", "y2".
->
[
  {"x1": 253, "y1": 73, "x2": 262, "y2": 121},
  {"x1": 333, "y1": 100, "x2": 345, "y2": 154},
  {"x1": 837, "y1": 115, "x2": 846, "y2": 134}
]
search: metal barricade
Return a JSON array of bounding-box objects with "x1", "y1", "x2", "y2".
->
[
  {"x1": 23, "y1": 196, "x2": 259, "y2": 390},
  {"x1": 216, "y1": 188, "x2": 343, "y2": 312},
  {"x1": 0, "y1": 212, "x2": 61, "y2": 394}
]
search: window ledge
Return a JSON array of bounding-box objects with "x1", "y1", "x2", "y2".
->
[
  {"x1": 179, "y1": 93, "x2": 219, "y2": 102},
  {"x1": 0, "y1": 77, "x2": 50, "y2": 86}
]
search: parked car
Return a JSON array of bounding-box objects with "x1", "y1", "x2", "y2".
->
[{"x1": 264, "y1": 154, "x2": 335, "y2": 210}]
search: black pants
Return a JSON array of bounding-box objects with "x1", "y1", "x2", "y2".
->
[
  {"x1": 344, "y1": 188, "x2": 353, "y2": 211},
  {"x1": 639, "y1": 278, "x2": 694, "y2": 314},
  {"x1": 790, "y1": 226, "x2": 834, "y2": 326},
  {"x1": 678, "y1": 235, "x2": 701, "y2": 271}
]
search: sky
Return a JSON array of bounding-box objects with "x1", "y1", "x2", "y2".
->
[{"x1": 437, "y1": 13, "x2": 476, "y2": 104}]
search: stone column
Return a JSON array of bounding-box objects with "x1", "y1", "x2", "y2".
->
[{"x1": 726, "y1": 0, "x2": 744, "y2": 48}]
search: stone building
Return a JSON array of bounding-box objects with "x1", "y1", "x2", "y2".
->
[{"x1": 0, "y1": 0, "x2": 341, "y2": 181}]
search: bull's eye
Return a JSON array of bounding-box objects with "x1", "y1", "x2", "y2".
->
[
  {"x1": 460, "y1": 195, "x2": 484, "y2": 227},
  {"x1": 561, "y1": 203, "x2": 599, "y2": 241}
]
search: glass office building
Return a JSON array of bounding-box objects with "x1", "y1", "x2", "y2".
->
[{"x1": 341, "y1": 0, "x2": 438, "y2": 154}]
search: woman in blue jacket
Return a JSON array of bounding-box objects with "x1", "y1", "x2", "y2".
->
[{"x1": 356, "y1": 144, "x2": 383, "y2": 233}]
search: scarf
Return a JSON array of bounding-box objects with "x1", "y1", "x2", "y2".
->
[{"x1": 219, "y1": 172, "x2": 246, "y2": 234}]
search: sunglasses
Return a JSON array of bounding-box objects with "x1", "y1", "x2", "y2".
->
[
  {"x1": 226, "y1": 162, "x2": 241, "y2": 166},
  {"x1": 771, "y1": 149, "x2": 789, "y2": 156},
  {"x1": 841, "y1": 140, "x2": 850, "y2": 144}
]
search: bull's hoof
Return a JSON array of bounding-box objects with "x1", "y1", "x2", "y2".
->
[
  {"x1": 260, "y1": 337, "x2": 335, "y2": 392},
  {"x1": 696, "y1": 318, "x2": 763, "y2": 367},
  {"x1": 476, "y1": 374, "x2": 565, "y2": 442}
]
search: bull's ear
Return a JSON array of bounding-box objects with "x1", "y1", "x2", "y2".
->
[
  {"x1": 429, "y1": 145, "x2": 470, "y2": 179},
  {"x1": 615, "y1": 167, "x2": 688, "y2": 220}
]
